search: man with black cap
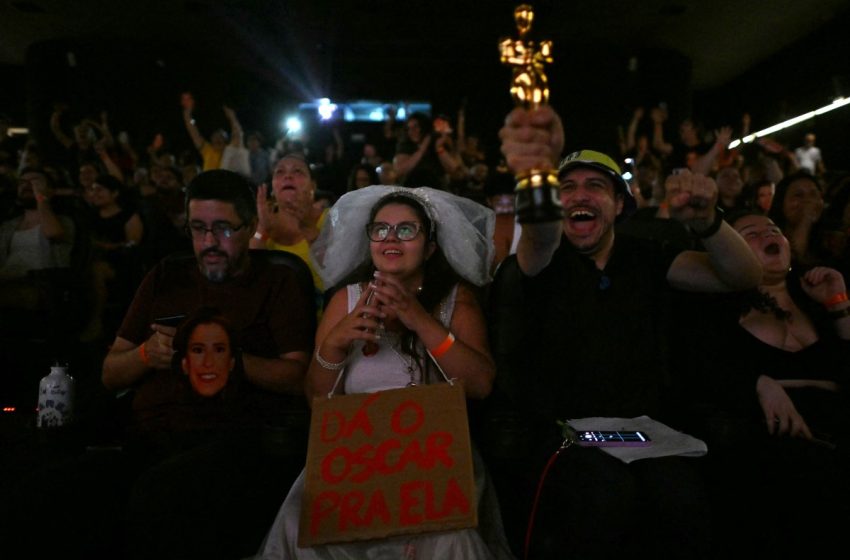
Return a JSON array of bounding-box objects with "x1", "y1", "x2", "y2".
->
[{"x1": 484, "y1": 106, "x2": 762, "y2": 559}]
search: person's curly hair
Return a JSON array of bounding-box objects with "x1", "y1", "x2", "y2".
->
[{"x1": 741, "y1": 289, "x2": 792, "y2": 321}]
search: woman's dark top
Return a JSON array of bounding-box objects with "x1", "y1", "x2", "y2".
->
[{"x1": 91, "y1": 207, "x2": 135, "y2": 246}]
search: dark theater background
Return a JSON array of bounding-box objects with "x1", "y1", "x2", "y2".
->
[
  {"x1": 1, "y1": 0, "x2": 850, "y2": 168},
  {"x1": 2, "y1": 0, "x2": 849, "y2": 431},
  {"x1": 1, "y1": 0, "x2": 849, "y2": 405},
  {"x1": 2, "y1": 0, "x2": 850, "y2": 419},
  {"x1": 3, "y1": 2, "x2": 850, "y2": 559}
]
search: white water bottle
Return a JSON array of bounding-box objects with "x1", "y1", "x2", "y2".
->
[{"x1": 36, "y1": 362, "x2": 75, "y2": 428}]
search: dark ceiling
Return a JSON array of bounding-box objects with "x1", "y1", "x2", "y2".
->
[{"x1": 3, "y1": 0, "x2": 849, "y2": 90}]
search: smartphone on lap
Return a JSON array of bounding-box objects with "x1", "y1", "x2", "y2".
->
[{"x1": 575, "y1": 430, "x2": 652, "y2": 447}]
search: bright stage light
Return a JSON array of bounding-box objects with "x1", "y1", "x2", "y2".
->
[
  {"x1": 317, "y1": 98, "x2": 337, "y2": 121},
  {"x1": 727, "y1": 97, "x2": 850, "y2": 149},
  {"x1": 284, "y1": 116, "x2": 303, "y2": 135}
]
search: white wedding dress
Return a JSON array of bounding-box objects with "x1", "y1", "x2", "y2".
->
[{"x1": 254, "y1": 284, "x2": 515, "y2": 560}]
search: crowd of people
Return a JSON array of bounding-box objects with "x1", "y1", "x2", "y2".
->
[{"x1": 0, "y1": 92, "x2": 848, "y2": 559}]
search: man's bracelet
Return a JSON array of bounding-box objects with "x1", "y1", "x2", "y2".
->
[
  {"x1": 315, "y1": 347, "x2": 347, "y2": 370},
  {"x1": 692, "y1": 207, "x2": 724, "y2": 239},
  {"x1": 827, "y1": 306, "x2": 850, "y2": 320}
]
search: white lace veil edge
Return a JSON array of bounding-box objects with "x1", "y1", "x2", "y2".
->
[{"x1": 310, "y1": 185, "x2": 496, "y2": 289}]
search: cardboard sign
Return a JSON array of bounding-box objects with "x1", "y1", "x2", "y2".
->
[{"x1": 298, "y1": 382, "x2": 477, "y2": 546}]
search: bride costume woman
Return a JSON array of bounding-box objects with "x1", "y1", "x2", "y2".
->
[{"x1": 255, "y1": 186, "x2": 515, "y2": 559}]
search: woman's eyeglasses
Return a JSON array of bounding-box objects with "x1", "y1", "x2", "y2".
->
[{"x1": 366, "y1": 221, "x2": 423, "y2": 242}]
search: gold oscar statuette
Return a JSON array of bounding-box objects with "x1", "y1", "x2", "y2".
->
[{"x1": 499, "y1": 3, "x2": 563, "y2": 223}]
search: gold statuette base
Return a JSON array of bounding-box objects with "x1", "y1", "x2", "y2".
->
[{"x1": 514, "y1": 168, "x2": 563, "y2": 223}]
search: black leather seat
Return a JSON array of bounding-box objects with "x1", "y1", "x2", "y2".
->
[{"x1": 249, "y1": 248, "x2": 317, "y2": 321}]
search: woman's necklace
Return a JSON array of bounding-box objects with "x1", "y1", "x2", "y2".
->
[{"x1": 382, "y1": 331, "x2": 420, "y2": 387}]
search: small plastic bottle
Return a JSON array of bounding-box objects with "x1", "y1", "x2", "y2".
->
[{"x1": 36, "y1": 362, "x2": 75, "y2": 428}]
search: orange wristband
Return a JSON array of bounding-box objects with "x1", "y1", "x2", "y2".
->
[
  {"x1": 429, "y1": 332, "x2": 456, "y2": 358},
  {"x1": 824, "y1": 293, "x2": 848, "y2": 308},
  {"x1": 138, "y1": 343, "x2": 150, "y2": 366}
]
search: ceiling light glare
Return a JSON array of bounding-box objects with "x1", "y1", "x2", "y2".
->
[{"x1": 727, "y1": 97, "x2": 850, "y2": 149}]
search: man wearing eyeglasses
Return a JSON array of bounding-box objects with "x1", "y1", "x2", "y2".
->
[
  {"x1": 104, "y1": 169, "x2": 313, "y2": 396},
  {"x1": 99, "y1": 169, "x2": 315, "y2": 558}
]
